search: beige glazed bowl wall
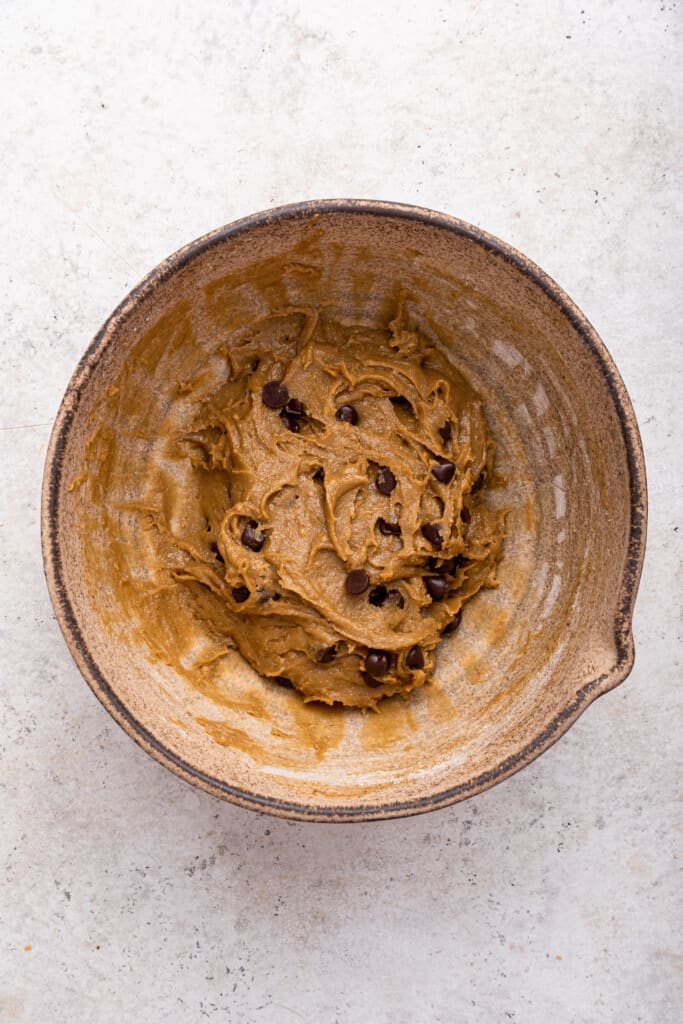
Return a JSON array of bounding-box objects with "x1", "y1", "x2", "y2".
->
[{"x1": 42, "y1": 200, "x2": 647, "y2": 821}]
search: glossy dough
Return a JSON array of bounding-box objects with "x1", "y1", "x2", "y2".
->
[{"x1": 169, "y1": 306, "x2": 505, "y2": 708}]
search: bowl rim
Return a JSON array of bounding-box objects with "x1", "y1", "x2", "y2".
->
[{"x1": 41, "y1": 198, "x2": 648, "y2": 822}]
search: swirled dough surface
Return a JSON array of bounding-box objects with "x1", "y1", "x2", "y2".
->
[{"x1": 165, "y1": 306, "x2": 504, "y2": 708}]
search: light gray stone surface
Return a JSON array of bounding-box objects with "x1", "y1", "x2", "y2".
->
[{"x1": 1, "y1": 1, "x2": 681, "y2": 1021}]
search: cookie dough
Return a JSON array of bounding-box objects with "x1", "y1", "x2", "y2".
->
[{"x1": 171, "y1": 306, "x2": 505, "y2": 708}]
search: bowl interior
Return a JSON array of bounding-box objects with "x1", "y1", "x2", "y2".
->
[{"x1": 46, "y1": 204, "x2": 642, "y2": 818}]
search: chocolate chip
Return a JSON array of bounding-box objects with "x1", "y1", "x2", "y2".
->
[
  {"x1": 386, "y1": 588, "x2": 405, "y2": 609},
  {"x1": 232, "y1": 586, "x2": 250, "y2": 603},
  {"x1": 361, "y1": 671, "x2": 384, "y2": 688},
  {"x1": 436, "y1": 556, "x2": 463, "y2": 574},
  {"x1": 439, "y1": 420, "x2": 452, "y2": 444},
  {"x1": 241, "y1": 521, "x2": 265, "y2": 551},
  {"x1": 471, "y1": 473, "x2": 485, "y2": 494},
  {"x1": 317, "y1": 645, "x2": 337, "y2": 663},
  {"x1": 368, "y1": 585, "x2": 388, "y2": 606},
  {"x1": 461, "y1": 506, "x2": 471, "y2": 523},
  {"x1": 376, "y1": 466, "x2": 397, "y2": 494},
  {"x1": 428, "y1": 555, "x2": 459, "y2": 573},
  {"x1": 377, "y1": 517, "x2": 401, "y2": 536},
  {"x1": 365, "y1": 650, "x2": 390, "y2": 677},
  {"x1": 432, "y1": 460, "x2": 456, "y2": 484},
  {"x1": 336, "y1": 404, "x2": 359, "y2": 425},
  {"x1": 282, "y1": 395, "x2": 305, "y2": 432},
  {"x1": 280, "y1": 411, "x2": 301, "y2": 432},
  {"x1": 442, "y1": 610, "x2": 463, "y2": 635},
  {"x1": 345, "y1": 569, "x2": 370, "y2": 595},
  {"x1": 421, "y1": 523, "x2": 443, "y2": 548},
  {"x1": 406, "y1": 645, "x2": 425, "y2": 670},
  {"x1": 424, "y1": 575, "x2": 449, "y2": 600},
  {"x1": 262, "y1": 380, "x2": 289, "y2": 409},
  {"x1": 283, "y1": 398, "x2": 305, "y2": 417}
]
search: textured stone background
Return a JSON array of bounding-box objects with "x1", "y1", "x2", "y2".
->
[{"x1": 1, "y1": 1, "x2": 681, "y2": 1021}]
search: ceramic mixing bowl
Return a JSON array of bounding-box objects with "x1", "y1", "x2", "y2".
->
[{"x1": 41, "y1": 200, "x2": 646, "y2": 820}]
